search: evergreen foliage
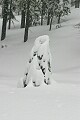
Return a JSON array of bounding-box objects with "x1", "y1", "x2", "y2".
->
[{"x1": 0, "y1": 0, "x2": 71, "y2": 41}]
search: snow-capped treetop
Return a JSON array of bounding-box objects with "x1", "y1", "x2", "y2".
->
[{"x1": 31, "y1": 35, "x2": 50, "y2": 58}]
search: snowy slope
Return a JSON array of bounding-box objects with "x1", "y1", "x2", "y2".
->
[{"x1": 0, "y1": 7, "x2": 80, "y2": 120}]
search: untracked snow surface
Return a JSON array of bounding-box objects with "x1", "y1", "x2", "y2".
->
[{"x1": 0, "y1": 7, "x2": 80, "y2": 120}]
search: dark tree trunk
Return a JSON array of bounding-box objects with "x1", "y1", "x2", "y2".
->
[
  {"x1": 75, "y1": 0, "x2": 79, "y2": 8},
  {"x1": 41, "y1": 15, "x2": 43, "y2": 25},
  {"x1": 49, "y1": 16, "x2": 53, "y2": 31},
  {"x1": 24, "y1": 16, "x2": 29, "y2": 42},
  {"x1": 24, "y1": 0, "x2": 30, "y2": 42},
  {"x1": 1, "y1": 0, "x2": 8, "y2": 41},
  {"x1": 47, "y1": 11, "x2": 50, "y2": 25},
  {"x1": 41, "y1": 14, "x2": 43, "y2": 25},
  {"x1": 8, "y1": 0, "x2": 12, "y2": 29},
  {"x1": 41, "y1": 0, "x2": 44, "y2": 25},
  {"x1": 57, "y1": 14, "x2": 61, "y2": 24},
  {"x1": 21, "y1": 10, "x2": 25, "y2": 28}
]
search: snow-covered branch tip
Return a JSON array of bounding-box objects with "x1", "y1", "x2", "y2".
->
[{"x1": 17, "y1": 35, "x2": 52, "y2": 88}]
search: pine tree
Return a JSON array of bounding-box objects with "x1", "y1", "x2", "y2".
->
[
  {"x1": 48, "y1": 0, "x2": 59, "y2": 30},
  {"x1": 48, "y1": 0, "x2": 71, "y2": 30},
  {"x1": 41, "y1": 0, "x2": 47, "y2": 25},
  {"x1": 1, "y1": 0, "x2": 9, "y2": 41},
  {"x1": 21, "y1": 7, "x2": 26, "y2": 28},
  {"x1": 24, "y1": 0, "x2": 41, "y2": 42},
  {"x1": 20, "y1": 0, "x2": 26, "y2": 28}
]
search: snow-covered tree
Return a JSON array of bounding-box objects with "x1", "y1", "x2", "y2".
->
[
  {"x1": 16, "y1": 0, "x2": 26, "y2": 28},
  {"x1": 48, "y1": 0, "x2": 71, "y2": 30},
  {"x1": 47, "y1": 0, "x2": 60, "y2": 30},
  {"x1": 17, "y1": 35, "x2": 52, "y2": 87}
]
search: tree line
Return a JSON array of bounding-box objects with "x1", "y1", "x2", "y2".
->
[{"x1": 0, "y1": 0, "x2": 79, "y2": 42}]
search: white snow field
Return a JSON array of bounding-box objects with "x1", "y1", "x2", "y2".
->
[{"x1": 0, "y1": 7, "x2": 80, "y2": 120}]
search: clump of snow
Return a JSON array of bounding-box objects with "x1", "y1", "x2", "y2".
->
[{"x1": 17, "y1": 35, "x2": 52, "y2": 87}]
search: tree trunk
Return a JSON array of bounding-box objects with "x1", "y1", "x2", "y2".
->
[
  {"x1": 8, "y1": 0, "x2": 12, "y2": 29},
  {"x1": 41, "y1": 0, "x2": 44, "y2": 25},
  {"x1": 24, "y1": 0, "x2": 30, "y2": 42},
  {"x1": 24, "y1": 16, "x2": 28, "y2": 42},
  {"x1": 47, "y1": 11, "x2": 50, "y2": 25},
  {"x1": 75, "y1": 0, "x2": 79, "y2": 8},
  {"x1": 49, "y1": 16, "x2": 53, "y2": 31},
  {"x1": 1, "y1": 0, "x2": 8, "y2": 41},
  {"x1": 21, "y1": 10, "x2": 25, "y2": 28},
  {"x1": 41, "y1": 14, "x2": 43, "y2": 25},
  {"x1": 57, "y1": 14, "x2": 61, "y2": 24}
]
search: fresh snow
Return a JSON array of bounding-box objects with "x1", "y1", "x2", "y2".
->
[{"x1": 0, "y1": 7, "x2": 80, "y2": 120}]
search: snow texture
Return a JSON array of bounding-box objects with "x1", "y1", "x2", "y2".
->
[
  {"x1": 17, "y1": 35, "x2": 52, "y2": 87},
  {"x1": 0, "y1": 7, "x2": 80, "y2": 120}
]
